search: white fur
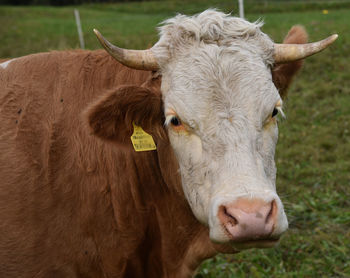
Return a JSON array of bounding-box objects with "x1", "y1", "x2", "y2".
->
[
  {"x1": 153, "y1": 10, "x2": 288, "y2": 245},
  {"x1": 0, "y1": 59, "x2": 15, "y2": 69}
]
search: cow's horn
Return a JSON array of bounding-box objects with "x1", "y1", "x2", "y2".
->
[
  {"x1": 273, "y1": 34, "x2": 338, "y2": 63},
  {"x1": 93, "y1": 29, "x2": 159, "y2": 71}
]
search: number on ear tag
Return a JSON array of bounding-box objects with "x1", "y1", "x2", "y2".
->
[{"x1": 130, "y1": 122, "x2": 157, "y2": 152}]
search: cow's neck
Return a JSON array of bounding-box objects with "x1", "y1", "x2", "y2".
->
[
  {"x1": 100, "y1": 140, "x2": 218, "y2": 277},
  {"x1": 156, "y1": 141, "x2": 218, "y2": 276}
]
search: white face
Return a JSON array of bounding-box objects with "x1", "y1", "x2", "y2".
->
[
  {"x1": 152, "y1": 9, "x2": 289, "y2": 248},
  {"x1": 160, "y1": 43, "x2": 288, "y2": 247}
]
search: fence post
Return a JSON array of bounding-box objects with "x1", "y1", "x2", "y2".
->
[
  {"x1": 74, "y1": 9, "x2": 85, "y2": 49},
  {"x1": 238, "y1": 0, "x2": 244, "y2": 18}
]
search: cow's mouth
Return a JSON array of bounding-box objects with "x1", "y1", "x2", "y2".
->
[{"x1": 219, "y1": 221, "x2": 281, "y2": 249}]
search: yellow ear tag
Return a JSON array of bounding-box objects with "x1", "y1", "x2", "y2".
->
[{"x1": 130, "y1": 122, "x2": 157, "y2": 152}]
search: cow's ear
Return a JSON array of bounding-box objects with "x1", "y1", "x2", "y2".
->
[
  {"x1": 272, "y1": 25, "x2": 308, "y2": 99},
  {"x1": 84, "y1": 85, "x2": 166, "y2": 146}
]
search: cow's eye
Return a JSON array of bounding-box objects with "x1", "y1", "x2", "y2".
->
[
  {"x1": 170, "y1": 116, "x2": 181, "y2": 126},
  {"x1": 272, "y1": 108, "x2": 278, "y2": 117}
]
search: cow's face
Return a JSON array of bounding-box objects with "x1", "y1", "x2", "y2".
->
[
  {"x1": 152, "y1": 11, "x2": 289, "y2": 248},
  {"x1": 160, "y1": 46, "x2": 287, "y2": 248}
]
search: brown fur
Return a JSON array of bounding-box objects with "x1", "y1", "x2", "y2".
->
[
  {"x1": 0, "y1": 26, "x2": 303, "y2": 277},
  {"x1": 272, "y1": 25, "x2": 308, "y2": 99}
]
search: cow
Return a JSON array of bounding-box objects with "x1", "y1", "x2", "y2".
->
[{"x1": 0, "y1": 10, "x2": 337, "y2": 278}]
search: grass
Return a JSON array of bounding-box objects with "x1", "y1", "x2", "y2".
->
[
  {"x1": 1, "y1": 0, "x2": 350, "y2": 57},
  {"x1": 1, "y1": 1, "x2": 349, "y2": 277}
]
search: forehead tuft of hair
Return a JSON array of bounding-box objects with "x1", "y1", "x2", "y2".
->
[{"x1": 153, "y1": 9, "x2": 274, "y2": 66}]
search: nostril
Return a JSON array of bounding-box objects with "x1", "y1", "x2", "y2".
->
[
  {"x1": 265, "y1": 200, "x2": 277, "y2": 224},
  {"x1": 223, "y1": 206, "x2": 238, "y2": 225}
]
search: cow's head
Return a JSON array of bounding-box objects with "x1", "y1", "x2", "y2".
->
[{"x1": 88, "y1": 10, "x2": 337, "y2": 250}]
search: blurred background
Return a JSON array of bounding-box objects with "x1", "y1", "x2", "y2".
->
[{"x1": 1, "y1": 0, "x2": 349, "y2": 277}]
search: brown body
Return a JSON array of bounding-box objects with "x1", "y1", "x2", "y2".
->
[{"x1": 0, "y1": 26, "x2": 306, "y2": 278}]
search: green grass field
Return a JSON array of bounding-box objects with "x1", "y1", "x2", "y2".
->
[{"x1": 1, "y1": 1, "x2": 349, "y2": 277}]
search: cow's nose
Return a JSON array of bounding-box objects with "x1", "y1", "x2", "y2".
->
[{"x1": 217, "y1": 198, "x2": 278, "y2": 242}]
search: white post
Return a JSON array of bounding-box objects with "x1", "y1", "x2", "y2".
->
[
  {"x1": 74, "y1": 9, "x2": 85, "y2": 49},
  {"x1": 238, "y1": 0, "x2": 244, "y2": 18}
]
